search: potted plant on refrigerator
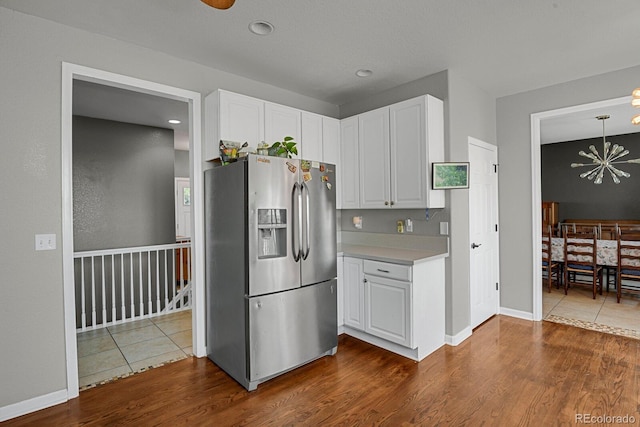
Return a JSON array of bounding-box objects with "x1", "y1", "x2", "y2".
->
[{"x1": 269, "y1": 136, "x2": 298, "y2": 158}]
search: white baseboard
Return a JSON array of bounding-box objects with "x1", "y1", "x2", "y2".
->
[
  {"x1": 0, "y1": 389, "x2": 67, "y2": 422},
  {"x1": 499, "y1": 307, "x2": 534, "y2": 321},
  {"x1": 445, "y1": 326, "x2": 472, "y2": 346}
]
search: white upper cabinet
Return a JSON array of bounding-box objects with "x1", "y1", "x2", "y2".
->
[
  {"x1": 300, "y1": 111, "x2": 323, "y2": 161},
  {"x1": 264, "y1": 102, "x2": 301, "y2": 150},
  {"x1": 322, "y1": 117, "x2": 341, "y2": 208},
  {"x1": 359, "y1": 107, "x2": 391, "y2": 208},
  {"x1": 390, "y1": 96, "x2": 444, "y2": 208},
  {"x1": 340, "y1": 116, "x2": 360, "y2": 209},
  {"x1": 205, "y1": 90, "x2": 340, "y2": 169},
  {"x1": 205, "y1": 90, "x2": 264, "y2": 160},
  {"x1": 340, "y1": 95, "x2": 444, "y2": 209}
]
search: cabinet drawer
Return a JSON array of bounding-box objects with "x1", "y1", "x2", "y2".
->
[{"x1": 363, "y1": 260, "x2": 411, "y2": 282}]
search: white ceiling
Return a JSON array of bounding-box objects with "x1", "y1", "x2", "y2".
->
[{"x1": 3, "y1": 0, "x2": 640, "y2": 146}]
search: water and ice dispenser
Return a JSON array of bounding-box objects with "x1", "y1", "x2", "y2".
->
[{"x1": 257, "y1": 209, "x2": 287, "y2": 259}]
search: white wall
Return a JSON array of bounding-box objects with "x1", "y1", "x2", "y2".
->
[
  {"x1": 496, "y1": 64, "x2": 640, "y2": 313},
  {"x1": 0, "y1": 6, "x2": 338, "y2": 410}
]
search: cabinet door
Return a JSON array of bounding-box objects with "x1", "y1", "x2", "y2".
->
[
  {"x1": 359, "y1": 107, "x2": 390, "y2": 208},
  {"x1": 389, "y1": 97, "x2": 427, "y2": 208},
  {"x1": 343, "y1": 257, "x2": 364, "y2": 330},
  {"x1": 337, "y1": 256, "x2": 344, "y2": 327},
  {"x1": 340, "y1": 117, "x2": 360, "y2": 209},
  {"x1": 322, "y1": 117, "x2": 341, "y2": 209},
  {"x1": 265, "y1": 102, "x2": 301, "y2": 149},
  {"x1": 301, "y1": 112, "x2": 323, "y2": 161},
  {"x1": 364, "y1": 274, "x2": 412, "y2": 348},
  {"x1": 219, "y1": 91, "x2": 265, "y2": 149}
]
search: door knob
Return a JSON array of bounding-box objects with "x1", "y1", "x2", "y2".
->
[{"x1": 471, "y1": 243, "x2": 482, "y2": 249}]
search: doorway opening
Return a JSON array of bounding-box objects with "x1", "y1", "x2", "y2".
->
[
  {"x1": 531, "y1": 95, "x2": 637, "y2": 335},
  {"x1": 61, "y1": 63, "x2": 204, "y2": 398}
]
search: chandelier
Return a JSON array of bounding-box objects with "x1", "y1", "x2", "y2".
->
[{"x1": 570, "y1": 115, "x2": 640, "y2": 184}]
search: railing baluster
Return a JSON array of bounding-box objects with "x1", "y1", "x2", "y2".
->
[
  {"x1": 111, "y1": 255, "x2": 116, "y2": 325},
  {"x1": 101, "y1": 255, "x2": 107, "y2": 326},
  {"x1": 172, "y1": 248, "x2": 177, "y2": 310},
  {"x1": 139, "y1": 251, "x2": 144, "y2": 318},
  {"x1": 186, "y1": 246, "x2": 191, "y2": 307},
  {"x1": 130, "y1": 252, "x2": 134, "y2": 320},
  {"x1": 155, "y1": 249, "x2": 160, "y2": 315},
  {"x1": 91, "y1": 257, "x2": 96, "y2": 328},
  {"x1": 81, "y1": 258, "x2": 86, "y2": 330},
  {"x1": 120, "y1": 253, "x2": 125, "y2": 324},
  {"x1": 147, "y1": 250, "x2": 152, "y2": 317},
  {"x1": 179, "y1": 247, "x2": 184, "y2": 308},
  {"x1": 164, "y1": 249, "x2": 169, "y2": 311}
]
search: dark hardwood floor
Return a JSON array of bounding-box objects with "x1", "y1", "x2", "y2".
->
[{"x1": 5, "y1": 316, "x2": 639, "y2": 426}]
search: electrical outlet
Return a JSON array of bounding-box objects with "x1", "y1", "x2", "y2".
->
[
  {"x1": 405, "y1": 218, "x2": 413, "y2": 233},
  {"x1": 396, "y1": 220, "x2": 404, "y2": 234},
  {"x1": 35, "y1": 234, "x2": 56, "y2": 251},
  {"x1": 439, "y1": 222, "x2": 449, "y2": 236}
]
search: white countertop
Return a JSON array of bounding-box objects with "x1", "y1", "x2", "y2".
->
[{"x1": 338, "y1": 243, "x2": 448, "y2": 265}]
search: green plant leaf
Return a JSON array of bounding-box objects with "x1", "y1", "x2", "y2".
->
[
  {"x1": 270, "y1": 141, "x2": 281, "y2": 148},
  {"x1": 284, "y1": 136, "x2": 294, "y2": 142},
  {"x1": 290, "y1": 146, "x2": 298, "y2": 155}
]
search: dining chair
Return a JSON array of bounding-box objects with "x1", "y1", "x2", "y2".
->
[
  {"x1": 542, "y1": 224, "x2": 561, "y2": 292},
  {"x1": 615, "y1": 229, "x2": 640, "y2": 303},
  {"x1": 563, "y1": 227, "x2": 603, "y2": 299}
]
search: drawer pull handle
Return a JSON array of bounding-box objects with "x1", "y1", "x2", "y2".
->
[{"x1": 377, "y1": 268, "x2": 390, "y2": 273}]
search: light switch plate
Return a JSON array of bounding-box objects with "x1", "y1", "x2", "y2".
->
[{"x1": 35, "y1": 234, "x2": 56, "y2": 251}]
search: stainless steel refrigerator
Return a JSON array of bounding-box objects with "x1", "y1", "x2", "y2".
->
[{"x1": 204, "y1": 155, "x2": 337, "y2": 391}]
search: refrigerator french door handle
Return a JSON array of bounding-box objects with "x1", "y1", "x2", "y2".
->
[
  {"x1": 302, "y1": 182, "x2": 311, "y2": 260},
  {"x1": 292, "y1": 182, "x2": 302, "y2": 262}
]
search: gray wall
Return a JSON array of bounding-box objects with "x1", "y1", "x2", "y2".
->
[
  {"x1": 174, "y1": 149, "x2": 190, "y2": 178},
  {"x1": 340, "y1": 208, "x2": 448, "y2": 236},
  {"x1": 73, "y1": 116, "x2": 175, "y2": 251},
  {"x1": 0, "y1": 6, "x2": 338, "y2": 409},
  {"x1": 542, "y1": 133, "x2": 640, "y2": 221},
  {"x1": 339, "y1": 68, "x2": 497, "y2": 337},
  {"x1": 496, "y1": 64, "x2": 640, "y2": 314}
]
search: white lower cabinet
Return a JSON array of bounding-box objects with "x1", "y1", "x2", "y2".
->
[
  {"x1": 342, "y1": 257, "x2": 364, "y2": 330},
  {"x1": 341, "y1": 256, "x2": 445, "y2": 362},
  {"x1": 364, "y1": 274, "x2": 412, "y2": 348}
]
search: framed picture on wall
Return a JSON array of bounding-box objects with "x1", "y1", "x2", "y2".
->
[{"x1": 432, "y1": 162, "x2": 470, "y2": 189}]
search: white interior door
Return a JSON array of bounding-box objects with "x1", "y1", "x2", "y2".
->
[
  {"x1": 175, "y1": 177, "x2": 191, "y2": 239},
  {"x1": 469, "y1": 138, "x2": 500, "y2": 328}
]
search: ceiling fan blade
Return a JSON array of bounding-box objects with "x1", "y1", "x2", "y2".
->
[{"x1": 201, "y1": 0, "x2": 235, "y2": 10}]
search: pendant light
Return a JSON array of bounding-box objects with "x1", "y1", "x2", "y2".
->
[
  {"x1": 570, "y1": 115, "x2": 640, "y2": 184},
  {"x1": 632, "y1": 87, "x2": 640, "y2": 125}
]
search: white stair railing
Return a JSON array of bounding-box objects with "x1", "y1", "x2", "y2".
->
[{"x1": 74, "y1": 242, "x2": 191, "y2": 331}]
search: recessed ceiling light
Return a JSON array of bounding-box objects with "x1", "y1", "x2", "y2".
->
[
  {"x1": 355, "y1": 69, "x2": 373, "y2": 78},
  {"x1": 249, "y1": 21, "x2": 274, "y2": 36},
  {"x1": 168, "y1": 119, "x2": 181, "y2": 124}
]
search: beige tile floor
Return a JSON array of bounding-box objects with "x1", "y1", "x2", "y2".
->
[
  {"x1": 543, "y1": 283, "x2": 640, "y2": 334},
  {"x1": 77, "y1": 309, "x2": 192, "y2": 389}
]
